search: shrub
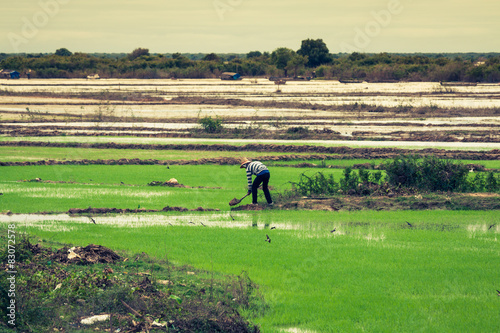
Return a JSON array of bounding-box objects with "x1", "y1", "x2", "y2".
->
[
  {"x1": 339, "y1": 167, "x2": 359, "y2": 192},
  {"x1": 198, "y1": 116, "x2": 224, "y2": 133},
  {"x1": 485, "y1": 172, "x2": 499, "y2": 192},
  {"x1": 384, "y1": 155, "x2": 420, "y2": 188},
  {"x1": 286, "y1": 126, "x2": 309, "y2": 134},
  {"x1": 293, "y1": 172, "x2": 338, "y2": 196},
  {"x1": 385, "y1": 155, "x2": 470, "y2": 192},
  {"x1": 370, "y1": 170, "x2": 383, "y2": 184},
  {"x1": 358, "y1": 167, "x2": 370, "y2": 184},
  {"x1": 469, "y1": 172, "x2": 486, "y2": 192},
  {"x1": 419, "y1": 156, "x2": 469, "y2": 191}
]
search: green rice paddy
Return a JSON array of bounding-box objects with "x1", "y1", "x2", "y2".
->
[
  {"x1": 1, "y1": 145, "x2": 499, "y2": 332},
  {"x1": 16, "y1": 210, "x2": 500, "y2": 332}
]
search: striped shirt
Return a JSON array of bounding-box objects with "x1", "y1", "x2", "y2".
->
[{"x1": 245, "y1": 161, "x2": 269, "y2": 189}]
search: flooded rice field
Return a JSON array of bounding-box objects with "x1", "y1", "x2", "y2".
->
[
  {"x1": 1, "y1": 213, "x2": 497, "y2": 239},
  {"x1": 2, "y1": 78, "x2": 500, "y2": 109},
  {"x1": 1, "y1": 79, "x2": 499, "y2": 144},
  {"x1": 2, "y1": 135, "x2": 499, "y2": 150},
  {"x1": 2, "y1": 79, "x2": 500, "y2": 107}
]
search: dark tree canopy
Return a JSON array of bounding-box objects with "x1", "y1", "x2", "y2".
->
[
  {"x1": 246, "y1": 51, "x2": 262, "y2": 59},
  {"x1": 129, "y1": 48, "x2": 150, "y2": 60},
  {"x1": 271, "y1": 47, "x2": 295, "y2": 70},
  {"x1": 297, "y1": 39, "x2": 332, "y2": 67},
  {"x1": 55, "y1": 48, "x2": 72, "y2": 57},
  {"x1": 202, "y1": 53, "x2": 220, "y2": 61}
]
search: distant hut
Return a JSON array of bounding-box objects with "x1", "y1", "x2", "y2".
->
[
  {"x1": 10, "y1": 71, "x2": 20, "y2": 79},
  {"x1": 221, "y1": 72, "x2": 242, "y2": 80},
  {"x1": 0, "y1": 69, "x2": 20, "y2": 79}
]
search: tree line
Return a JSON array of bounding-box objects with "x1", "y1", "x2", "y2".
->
[{"x1": 1, "y1": 39, "x2": 499, "y2": 82}]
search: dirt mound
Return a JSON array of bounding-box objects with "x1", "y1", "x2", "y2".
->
[
  {"x1": 229, "y1": 198, "x2": 241, "y2": 206},
  {"x1": 68, "y1": 207, "x2": 157, "y2": 214},
  {"x1": 67, "y1": 206, "x2": 219, "y2": 214},
  {"x1": 231, "y1": 204, "x2": 264, "y2": 211},
  {"x1": 53, "y1": 244, "x2": 121, "y2": 265}
]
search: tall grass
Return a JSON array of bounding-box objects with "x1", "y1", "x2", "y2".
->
[{"x1": 19, "y1": 210, "x2": 500, "y2": 333}]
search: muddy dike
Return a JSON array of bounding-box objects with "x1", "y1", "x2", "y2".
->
[
  {"x1": 2, "y1": 125, "x2": 500, "y2": 142},
  {"x1": 1, "y1": 141, "x2": 499, "y2": 162},
  {"x1": 269, "y1": 193, "x2": 500, "y2": 212},
  {"x1": 0, "y1": 237, "x2": 262, "y2": 332},
  {"x1": 66, "y1": 206, "x2": 220, "y2": 215}
]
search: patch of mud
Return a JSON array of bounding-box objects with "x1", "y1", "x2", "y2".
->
[
  {"x1": 2, "y1": 124, "x2": 499, "y2": 142},
  {"x1": 231, "y1": 204, "x2": 265, "y2": 211},
  {"x1": 280, "y1": 193, "x2": 500, "y2": 211},
  {"x1": 67, "y1": 206, "x2": 219, "y2": 215}
]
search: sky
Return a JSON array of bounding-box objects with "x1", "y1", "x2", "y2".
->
[{"x1": 1, "y1": 0, "x2": 499, "y2": 54}]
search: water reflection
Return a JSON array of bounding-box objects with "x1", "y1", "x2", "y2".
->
[{"x1": 0, "y1": 213, "x2": 497, "y2": 238}]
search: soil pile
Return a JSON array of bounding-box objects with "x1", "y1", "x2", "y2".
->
[
  {"x1": 231, "y1": 204, "x2": 264, "y2": 211},
  {"x1": 66, "y1": 206, "x2": 220, "y2": 214},
  {"x1": 53, "y1": 244, "x2": 121, "y2": 265}
]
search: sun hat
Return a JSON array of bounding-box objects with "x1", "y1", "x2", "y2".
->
[{"x1": 240, "y1": 159, "x2": 251, "y2": 168}]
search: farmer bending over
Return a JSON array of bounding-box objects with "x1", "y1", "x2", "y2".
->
[{"x1": 240, "y1": 159, "x2": 273, "y2": 206}]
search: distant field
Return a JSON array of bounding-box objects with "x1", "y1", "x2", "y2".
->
[
  {"x1": 0, "y1": 146, "x2": 315, "y2": 162},
  {"x1": 1, "y1": 136, "x2": 499, "y2": 151},
  {"x1": 1, "y1": 146, "x2": 499, "y2": 170}
]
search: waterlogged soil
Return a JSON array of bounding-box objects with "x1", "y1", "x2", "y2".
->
[
  {"x1": 278, "y1": 193, "x2": 500, "y2": 211},
  {"x1": 1, "y1": 193, "x2": 498, "y2": 217},
  {"x1": 1, "y1": 79, "x2": 500, "y2": 143},
  {"x1": 1, "y1": 122, "x2": 499, "y2": 142}
]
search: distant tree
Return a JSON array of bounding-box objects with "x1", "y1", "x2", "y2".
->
[
  {"x1": 297, "y1": 39, "x2": 332, "y2": 67},
  {"x1": 171, "y1": 52, "x2": 182, "y2": 59},
  {"x1": 348, "y1": 52, "x2": 366, "y2": 62},
  {"x1": 203, "y1": 53, "x2": 220, "y2": 61},
  {"x1": 246, "y1": 51, "x2": 262, "y2": 59},
  {"x1": 129, "y1": 48, "x2": 149, "y2": 60},
  {"x1": 55, "y1": 48, "x2": 72, "y2": 57},
  {"x1": 271, "y1": 47, "x2": 295, "y2": 76},
  {"x1": 286, "y1": 54, "x2": 308, "y2": 77}
]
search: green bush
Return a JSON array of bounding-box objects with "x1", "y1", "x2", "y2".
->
[
  {"x1": 339, "y1": 167, "x2": 359, "y2": 192},
  {"x1": 384, "y1": 155, "x2": 420, "y2": 188},
  {"x1": 385, "y1": 155, "x2": 471, "y2": 192},
  {"x1": 485, "y1": 172, "x2": 499, "y2": 192},
  {"x1": 419, "y1": 156, "x2": 469, "y2": 191},
  {"x1": 198, "y1": 116, "x2": 224, "y2": 133},
  {"x1": 293, "y1": 172, "x2": 338, "y2": 196}
]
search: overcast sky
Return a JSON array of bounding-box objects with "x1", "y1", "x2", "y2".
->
[{"x1": 2, "y1": 0, "x2": 499, "y2": 54}]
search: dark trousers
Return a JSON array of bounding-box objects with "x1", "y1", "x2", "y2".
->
[{"x1": 252, "y1": 172, "x2": 272, "y2": 204}]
